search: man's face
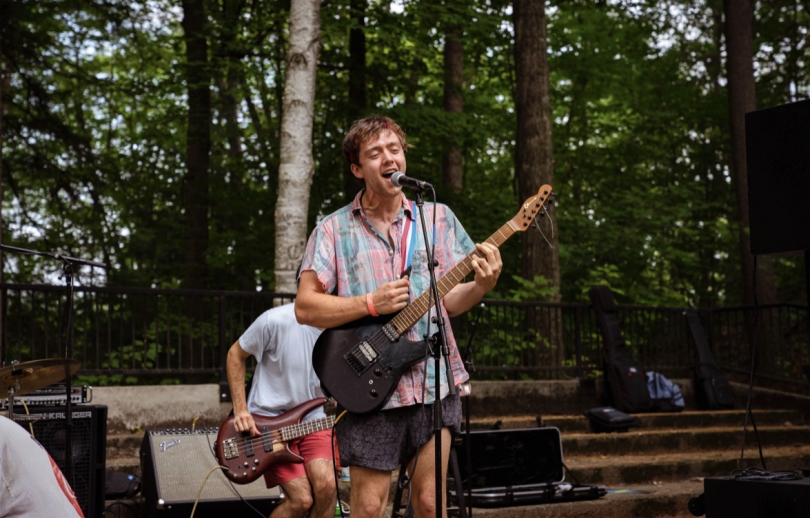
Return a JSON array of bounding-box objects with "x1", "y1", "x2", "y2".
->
[{"x1": 350, "y1": 130, "x2": 406, "y2": 198}]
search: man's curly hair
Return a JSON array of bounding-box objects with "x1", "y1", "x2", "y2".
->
[{"x1": 342, "y1": 115, "x2": 413, "y2": 167}]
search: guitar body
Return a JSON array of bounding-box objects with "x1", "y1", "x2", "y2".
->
[
  {"x1": 312, "y1": 313, "x2": 428, "y2": 415},
  {"x1": 215, "y1": 397, "x2": 328, "y2": 484}
]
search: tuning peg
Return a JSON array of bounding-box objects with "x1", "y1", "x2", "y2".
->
[{"x1": 538, "y1": 211, "x2": 546, "y2": 217}]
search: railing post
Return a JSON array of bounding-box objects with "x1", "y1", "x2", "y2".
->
[
  {"x1": 575, "y1": 306, "x2": 583, "y2": 378},
  {"x1": 707, "y1": 308, "x2": 714, "y2": 362},
  {"x1": 218, "y1": 295, "x2": 231, "y2": 403},
  {"x1": 0, "y1": 286, "x2": 5, "y2": 367}
]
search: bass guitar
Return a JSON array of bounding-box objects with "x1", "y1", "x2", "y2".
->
[
  {"x1": 312, "y1": 185, "x2": 554, "y2": 415},
  {"x1": 215, "y1": 397, "x2": 334, "y2": 484}
]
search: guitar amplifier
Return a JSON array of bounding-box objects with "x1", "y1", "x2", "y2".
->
[
  {"x1": 13, "y1": 405, "x2": 107, "y2": 518},
  {"x1": 140, "y1": 428, "x2": 282, "y2": 518},
  {"x1": 1, "y1": 384, "x2": 92, "y2": 409}
]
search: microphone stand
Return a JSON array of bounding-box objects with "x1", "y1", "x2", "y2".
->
[
  {"x1": 411, "y1": 189, "x2": 455, "y2": 518},
  {"x1": 0, "y1": 243, "x2": 105, "y2": 485},
  {"x1": 461, "y1": 303, "x2": 485, "y2": 518}
]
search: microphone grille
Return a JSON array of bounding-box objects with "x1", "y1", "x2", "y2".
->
[{"x1": 390, "y1": 171, "x2": 405, "y2": 187}]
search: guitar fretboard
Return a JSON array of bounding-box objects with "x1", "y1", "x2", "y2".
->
[
  {"x1": 389, "y1": 220, "x2": 519, "y2": 334},
  {"x1": 279, "y1": 415, "x2": 335, "y2": 442}
]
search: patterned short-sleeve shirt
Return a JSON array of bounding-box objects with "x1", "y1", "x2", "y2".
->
[{"x1": 301, "y1": 190, "x2": 474, "y2": 409}]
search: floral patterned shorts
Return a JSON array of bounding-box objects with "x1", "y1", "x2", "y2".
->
[{"x1": 335, "y1": 393, "x2": 462, "y2": 471}]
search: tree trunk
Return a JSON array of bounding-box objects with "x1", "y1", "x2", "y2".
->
[
  {"x1": 345, "y1": 0, "x2": 366, "y2": 201},
  {"x1": 181, "y1": 0, "x2": 211, "y2": 290},
  {"x1": 442, "y1": 19, "x2": 463, "y2": 192},
  {"x1": 274, "y1": 0, "x2": 321, "y2": 293},
  {"x1": 514, "y1": 0, "x2": 561, "y2": 376},
  {"x1": 514, "y1": 0, "x2": 559, "y2": 295},
  {"x1": 348, "y1": 0, "x2": 366, "y2": 123},
  {"x1": 220, "y1": 0, "x2": 246, "y2": 161},
  {"x1": 723, "y1": 0, "x2": 777, "y2": 305},
  {"x1": 0, "y1": 49, "x2": 7, "y2": 357}
]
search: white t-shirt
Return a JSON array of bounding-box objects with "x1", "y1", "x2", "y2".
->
[
  {"x1": 0, "y1": 415, "x2": 84, "y2": 518},
  {"x1": 239, "y1": 303, "x2": 325, "y2": 422}
]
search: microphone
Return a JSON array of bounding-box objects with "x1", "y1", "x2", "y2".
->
[{"x1": 391, "y1": 171, "x2": 433, "y2": 190}]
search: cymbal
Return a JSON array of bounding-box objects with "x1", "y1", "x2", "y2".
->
[{"x1": 0, "y1": 359, "x2": 81, "y2": 397}]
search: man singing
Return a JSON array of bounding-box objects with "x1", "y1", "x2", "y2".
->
[{"x1": 296, "y1": 115, "x2": 501, "y2": 518}]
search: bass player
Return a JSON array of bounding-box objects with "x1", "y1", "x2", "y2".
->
[
  {"x1": 226, "y1": 302, "x2": 336, "y2": 518},
  {"x1": 295, "y1": 114, "x2": 502, "y2": 518}
]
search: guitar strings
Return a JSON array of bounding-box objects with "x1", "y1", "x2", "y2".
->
[
  {"x1": 535, "y1": 210, "x2": 555, "y2": 249},
  {"x1": 225, "y1": 416, "x2": 335, "y2": 455}
]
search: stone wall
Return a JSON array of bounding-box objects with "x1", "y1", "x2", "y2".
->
[{"x1": 93, "y1": 378, "x2": 810, "y2": 432}]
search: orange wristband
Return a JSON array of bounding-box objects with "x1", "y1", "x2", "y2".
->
[{"x1": 366, "y1": 292, "x2": 378, "y2": 317}]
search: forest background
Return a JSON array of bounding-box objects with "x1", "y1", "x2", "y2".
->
[{"x1": 1, "y1": 0, "x2": 808, "y2": 309}]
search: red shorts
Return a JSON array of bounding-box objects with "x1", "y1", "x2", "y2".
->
[{"x1": 263, "y1": 429, "x2": 334, "y2": 489}]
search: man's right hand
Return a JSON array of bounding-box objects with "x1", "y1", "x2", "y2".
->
[
  {"x1": 371, "y1": 276, "x2": 410, "y2": 315},
  {"x1": 233, "y1": 410, "x2": 260, "y2": 436}
]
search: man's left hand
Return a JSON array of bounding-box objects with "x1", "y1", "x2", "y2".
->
[{"x1": 470, "y1": 242, "x2": 502, "y2": 293}]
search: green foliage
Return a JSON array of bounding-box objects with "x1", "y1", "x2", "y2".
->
[
  {"x1": 504, "y1": 274, "x2": 559, "y2": 301},
  {"x1": 1, "y1": 0, "x2": 808, "y2": 308}
]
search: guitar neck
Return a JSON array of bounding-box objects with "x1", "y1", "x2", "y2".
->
[
  {"x1": 390, "y1": 220, "x2": 519, "y2": 334},
  {"x1": 279, "y1": 415, "x2": 335, "y2": 442}
]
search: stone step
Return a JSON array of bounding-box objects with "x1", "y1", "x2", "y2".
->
[
  {"x1": 565, "y1": 444, "x2": 810, "y2": 486},
  {"x1": 107, "y1": 457, "x2": 141, "y2": 478},
  {"x1": 561, "y1": 424, "x2": 810, "y2": 456},
  {"x1": 446, "y1": 480, "x2": 702, "y2": 518},
  {"x1": 107, "y1": 433, "x2": 145, "y2": 460},
  {"x1": 468, "y1": 409, "x2": 805, "y2": 434}
]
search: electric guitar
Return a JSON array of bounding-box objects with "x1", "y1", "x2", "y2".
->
[
  {"x1": 215, "y1": 397, "x2": 334, "y2": 484},
  {"x1": 312, "y1": 185, "x2": 554, "y2": 415}
]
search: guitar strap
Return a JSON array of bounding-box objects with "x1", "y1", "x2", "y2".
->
[{"x1": 400, "y1": 200, "x2": 417, "y2": 276}]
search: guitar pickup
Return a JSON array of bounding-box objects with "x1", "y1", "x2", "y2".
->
[
  {"x1": 261, "y1": 427, "x2": 273, "y2": 453},
  {"x1": 243, "y1": 433, "x2": 255, "y2": 457},
  {"x1": 222, "y1": 438, "x2": 239, "y2": 460},
  {"x1": 344, "y1": 340, "x2": 380, "y2": 376}
]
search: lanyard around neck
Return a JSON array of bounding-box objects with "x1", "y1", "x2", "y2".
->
[{"x1": 399, "y1": 201, "x2": 417, "y2": 276}]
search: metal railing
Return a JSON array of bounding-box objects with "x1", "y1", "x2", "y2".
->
[{"x1": 1, "y1": 283, "x2": 807, "y2": 388}]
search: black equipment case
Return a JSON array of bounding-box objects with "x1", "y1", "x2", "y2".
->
[
  {"x1": 583, "y1": 406, "x2": 636, "y2": 433},
  {"x1": 448, "y1": 427, "x2": 605, "y2": 508},
  {"x1": 685, "y1": 310, "x2": 735, "y2": 410},
  {"x1": 589, "y1": 286, "x2": 653, "y2": 413}
]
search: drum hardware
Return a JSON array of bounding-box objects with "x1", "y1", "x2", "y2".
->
[{"x1": 1, "y1": 358, "x2": 81, "y2": 422}]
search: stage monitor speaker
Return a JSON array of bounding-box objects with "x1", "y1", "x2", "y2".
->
[
  {"x1": 704, "y1": 475, "x2": 810, "y2": 517},
  {"x1": 13, "y1": 405, "x2": 108, "y2": 518},
  {"x1": 745, "y1": 99, "x2": 810, "y2": 255},
  {"x1": 140, "y1": 428, "x2": 282, "y2": 518}
]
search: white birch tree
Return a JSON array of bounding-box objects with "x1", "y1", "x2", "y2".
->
[{"x1": 274, "y1": 0, "x2": 321, "y2": 293}]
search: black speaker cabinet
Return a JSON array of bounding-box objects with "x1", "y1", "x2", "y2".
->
[
  {"x1": 704, "y1": 476, "x2": 810, "y2": 518},
  {"x1": 454, "y1": 427, "x2": 564, "y2": 488},
  {"x1": 140, "y1": 428, "x2": 282, "y2": 518},
  {"x1": 13, "y1": 405, "x2": 108, "y2": 518},
  {"x1": 745, "y1": 99, "x2": 810, "y2": 255}
]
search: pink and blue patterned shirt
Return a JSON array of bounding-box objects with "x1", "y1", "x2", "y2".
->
[{"x1": 301, "y1": 190, "x2": 474, "y2": 409}]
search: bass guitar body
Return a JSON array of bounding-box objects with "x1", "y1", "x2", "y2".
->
[
  {"x1": 215, "y1": 397, "x2": 332, "y2": 484},
  {"x1": 312, "y1": 314, "x2": 428, "y2": 415}
]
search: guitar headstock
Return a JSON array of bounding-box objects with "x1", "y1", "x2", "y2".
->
[{"x1": 509, "y1": 184, "x2": 554, "y2": 232}]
